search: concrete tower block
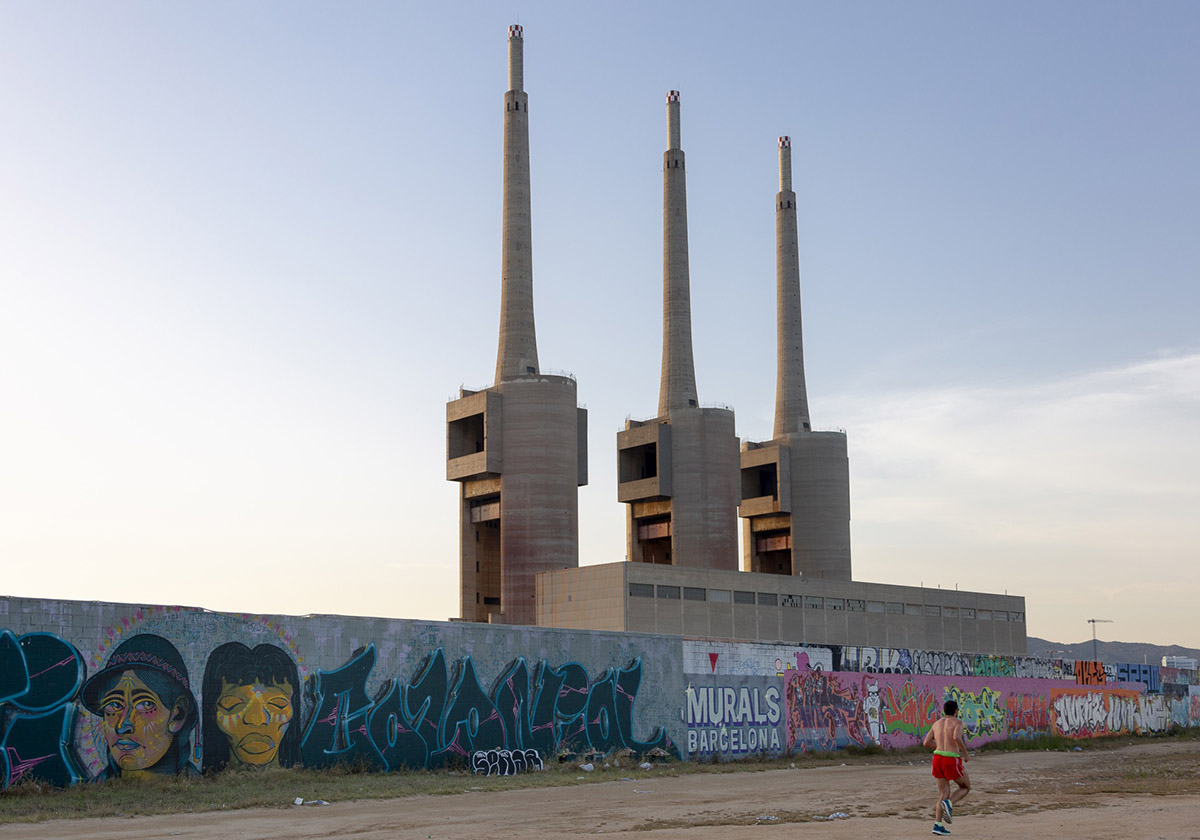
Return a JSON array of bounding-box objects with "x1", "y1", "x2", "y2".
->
[
  {"x1": 448, "y1": 26, "x2": 587, "y2": 625},
  {"x1": 496, "y1": 375, "x2": 581, "y2": 626},
  {"x1": 740, "y1": 136, "x2": 850, "y2": 581},
  {"x1": 664, "y1": 406, "x2": 740, "y2": 570},
  {"x1": 783, "y1": 430, "x2": 851, "y2": 580},
  {"x1": 617, "y1": 91, "x2": 739, "y2": 572}
]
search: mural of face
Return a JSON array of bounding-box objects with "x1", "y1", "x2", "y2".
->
[
  {"x1": 214, "y1": 679, "x2": 295, "y2": 766},
  {"x1": 98, "y1": 670, "x2": 189, "y2": 774}
]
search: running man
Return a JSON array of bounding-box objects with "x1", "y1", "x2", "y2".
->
[{"x1": 922, "y1": 699, "x2": 970, "y2": 835}]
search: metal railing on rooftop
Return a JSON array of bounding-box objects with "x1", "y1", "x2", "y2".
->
[
  {"x1": 449, "y1": 369, "x2": 578, "y2": 402},
  {"x1": 537, "y1": 367, "x2": 576, "y2": 381}
]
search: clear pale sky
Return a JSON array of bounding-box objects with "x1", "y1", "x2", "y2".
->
[{"x1": 2, "y1": 2, "x2": 1197, "y2": 648}]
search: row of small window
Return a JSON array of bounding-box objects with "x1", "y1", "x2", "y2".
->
[{"x1": 627, "y1": 583, "x2": 1023, "y2": 622}]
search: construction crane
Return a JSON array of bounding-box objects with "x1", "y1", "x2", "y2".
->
[{"x1": 1088, "y1": 618, "x2": 1114, "y2": 661}]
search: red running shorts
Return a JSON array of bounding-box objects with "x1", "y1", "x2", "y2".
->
[{"x1": 931, "y1": 753, "x2": 965, "y2": 780}]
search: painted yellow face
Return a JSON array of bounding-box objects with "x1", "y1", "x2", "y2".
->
[
  {"x1": 214, "y1": 679, "x2": 294, "y2": 766},
  {"x1": 99, "y1": 670, "x2": 184, "y2": 773}
]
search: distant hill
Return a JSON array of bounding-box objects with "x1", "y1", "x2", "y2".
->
[{"x1": 1027, "y1": 636, "x2": 1200, "y2": 666}]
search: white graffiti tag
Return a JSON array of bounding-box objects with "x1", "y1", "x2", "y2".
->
[{"x1": 471, "y1": 749, "x2": 543, "y2": 776}]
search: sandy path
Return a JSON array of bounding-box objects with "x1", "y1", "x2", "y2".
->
[{"x1": 4, "y1": 742, "x2": 1199, "y2": 840}]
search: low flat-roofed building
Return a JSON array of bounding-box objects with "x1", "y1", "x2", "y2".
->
[{"x1": 537, "y1": 562, "x2": 1026, "y2": 655}]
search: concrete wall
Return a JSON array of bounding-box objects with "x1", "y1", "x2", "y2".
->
[
  {"x1": 682, "y1": 639, "x2": 1191, "y2": 760},
  {"x1": 768, "y1": 672, "x2": 1166, "y2": 757},
  {"x1": 2, "y1": 595, "x2": 1194, "y2": 790},
  {"x1": 0, "y1": 596, "x2": 679, "y2": 788},
  {"x1": 536, "y1": 563, "x2": 626, "y2": 632}
]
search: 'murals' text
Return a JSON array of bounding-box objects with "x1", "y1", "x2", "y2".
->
[{"x1": 685, "y1": 685, "x2": 782, "y2": 755}]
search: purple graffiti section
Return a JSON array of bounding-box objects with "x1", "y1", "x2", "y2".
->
[
  {"x1": 785, "y1": 667, "x2": 872, "y2": 752},
  {"x1": 780, "y1": 661, "x2": 1172, "y2": 753}
]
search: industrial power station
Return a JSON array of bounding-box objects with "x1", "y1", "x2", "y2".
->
[{"x1": 447, "y1": 26, "x2": 1026, "y2": 656}]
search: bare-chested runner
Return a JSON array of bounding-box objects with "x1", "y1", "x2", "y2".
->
[{"x1": 922, "y1": 699, "x2": 970, "y2": 835}]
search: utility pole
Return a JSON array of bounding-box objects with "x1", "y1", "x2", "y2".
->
[{"x1": 1088, "y1": 618, "x2": 1113, "y2": 661}]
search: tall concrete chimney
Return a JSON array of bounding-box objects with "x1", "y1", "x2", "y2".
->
[
  {"x1": 448, "y1": 25, "x2": 587, "y2": 626},
  {"x1": 618, "y1": 90, "x2": 739, "y2": 572},
  {"x1": 739, "y1": 135, "x2": 850, "y2": 581},
  {"x1": 495, "y1": 24, "x2": 539, "y2": 383},
  {"x1": 658, "y1": 90, "x2": 699, "y2": 416},
  {"x1": 773, "y1": 136, "x2": 811, "y2": 437}
]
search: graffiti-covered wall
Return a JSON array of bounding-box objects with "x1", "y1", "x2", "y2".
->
[
  {"x1": 683, "y1": 640, "x2": 1193, "y2": 761},
  {"x1": 0, "y1": 597, "x2": 682, "y2": 789},
  {"x1": 2, "y1": 596, "x2": 1197, "y2": 789}
]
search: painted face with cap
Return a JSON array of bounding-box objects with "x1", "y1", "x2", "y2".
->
[
  {"x1": 98, "y1": 670, "x2": 190, "y2": 773},
  {"x1": 214, "y1": 679, "x2": 294, "y2": 766}
]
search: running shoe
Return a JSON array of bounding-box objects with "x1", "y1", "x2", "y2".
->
[
  {"x1": 942, "y1": 798, "x2": 953, "y2": 823},
  {"x1": 932, "y1": 824, "x2": 951, "y2": 836}
]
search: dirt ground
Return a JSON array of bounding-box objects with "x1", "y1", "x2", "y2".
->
[{"x1": 4, "y1": 740, "x2": 1200, "y2": 840}]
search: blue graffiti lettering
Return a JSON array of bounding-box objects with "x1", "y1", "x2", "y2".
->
[
  {"x1": 0, "y1": 631, "x2": 87, "y2": 788},
  {"x1": 298, "y1": 649, "x2": 675, "y2": 771}
]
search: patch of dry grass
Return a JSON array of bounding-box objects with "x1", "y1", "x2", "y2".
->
[{"x1": 4, "y1": 732, "x2": 1198, "y2": 825}]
